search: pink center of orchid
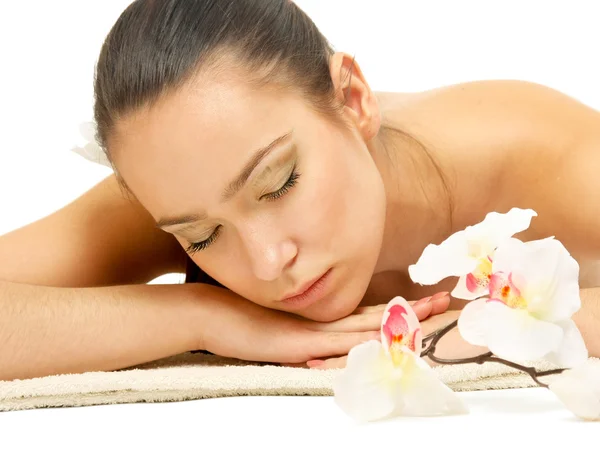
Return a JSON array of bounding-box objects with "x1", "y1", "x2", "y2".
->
[
  {"x1": 466, "y1": 256, "x2": 493, "y2": 293},
  {"x1": 489, "y1": 272, "x2": 527, "y2": 309},
  {"x1": 382, "y1": 305, "x2": 421, "y2": 367}
]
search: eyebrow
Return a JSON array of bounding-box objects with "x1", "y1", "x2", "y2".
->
[{"x1": 156, "y1": 131, "x2": 293, "y2": 229}]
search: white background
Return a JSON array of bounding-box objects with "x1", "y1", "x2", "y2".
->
[
  {"x1": 1, "y1": 388, "x2": 599, "y2": 474},
  {"x1": 1, "y1": 1, "x2": 599, "y2": 472}
]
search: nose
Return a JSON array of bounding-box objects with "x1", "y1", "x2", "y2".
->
[{"x1": 240, "y1": 224, "x2": 298, "y2": 281}]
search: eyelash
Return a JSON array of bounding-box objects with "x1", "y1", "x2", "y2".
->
[{"x1": 185, "y1": 167, "x2": 301, "y2": 255}]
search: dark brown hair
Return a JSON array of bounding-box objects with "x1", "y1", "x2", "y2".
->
[{"x1": 93, "y1": 0, "x2": 345, "y2": 168}]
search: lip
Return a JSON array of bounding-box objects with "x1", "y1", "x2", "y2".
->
[{"x1": 279, "y1": 268, "x2": 333, "y2": 309}]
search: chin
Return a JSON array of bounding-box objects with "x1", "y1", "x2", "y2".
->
[{"x1": 301, "y1": 266, "x2": 372, "y2": 322}]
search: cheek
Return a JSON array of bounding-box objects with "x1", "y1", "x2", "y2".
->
[
  {"x1": 193, "y1": 244, "x2": 248, "y2": 281},
  {"x1": 292, "y1": 150, "x2": 386, "y2": 252},
  {"x1": 280, "y1": 163, "x2": 342, "y2": 247},
  {"x1": 176, "y1": 236, "x2": 242, "y2": 286}
]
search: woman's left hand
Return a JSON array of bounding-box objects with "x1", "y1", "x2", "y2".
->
[{"x1": 283, "y1": 291, "x2": 454, "y2": 369}]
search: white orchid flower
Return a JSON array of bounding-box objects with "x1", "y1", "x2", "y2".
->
[
  {"x1": 71, "y1": 121, "x2": 112, "y2": 168},
  {"x1": 333, "y1": 296, "x2": 468, "y2": 422},
  {"x1": 458, "y1": 237, "x2": 587, "y2": 366},
  {"x1": 408, "y1": 208, "x2": 537, "y2": 300},
  {"x1": 549, "y1": 358, "x2": 600, "y2": 421}
]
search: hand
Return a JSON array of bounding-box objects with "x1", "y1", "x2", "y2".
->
[
  {"x1": 304, "y1": 295, "x2": 461, "y2": 370},
  {"x1": 197, "y1": 285, "x2": 380, "y2": 364},
  {"x1": 281, "y1": 291, "x2": 452, "y2": 368},
  {"x1": 196, "y1": 285, "x2": 450, "y2": 366}
]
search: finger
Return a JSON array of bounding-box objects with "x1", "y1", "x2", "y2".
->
[
  {"x1": 352, "y1": 304, "x2": 386, "y2": 315},
  {"x1": 330, "y1": 301, "x2": 416, "y2": 331},
  {"x1": 353, "y1": 298, "x2": 439, "y2": 314},
  {"x1": 313, "y1": 293, "x2": 452, "y2": 332},
  {"x1": 307, "y1": 311, "x2": 382, "y2": 332},
  {"x1": 307, "y1": 330, "x2": 380, "y2": 360},
  {"x1": 430, "y1": 292, "x2": 450, "y2": 315},
  {"x1": 307, "y1": 356, "x2": 348, "y2": 370},
  {"x1": 412, "y1": 292, "x2": 451, "y2": 321},
  {"x1": 412, "y1": 299, "x2": 434, "y2": 321},
  {"x1": 280, "y1": 362, "x2": 308, "y2": 368}
]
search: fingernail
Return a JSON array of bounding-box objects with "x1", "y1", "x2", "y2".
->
[
  {"x1": 415, "y1": 296, "x2": 433, "y2": 306},
  {"x1": 432, "y1": 291, "x2": 449, "y2": 300},
  {"x1": 307, "y1": 360, "x2": 324, "y2": 368}
]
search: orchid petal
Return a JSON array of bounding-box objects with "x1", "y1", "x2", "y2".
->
[
  {"x1": 333, "y1": 341, "x2": 396, "y2": 422},
  {"x1": 483, "y1": 300, "x2": 564, "y2": 362},
  {"x1": 491, "y1": 237, "x2": 544, "y2": 277},
  {"x1": 334, "y1": 337, "x2": 467, "y2": 420},
  {"x1": 488, "y1": 271, "x2": 527, "y2": 309},
  {"x1": 451, "y1": 273, "x2": 491, "y2": 300},
  {"x1": 71, "y1": 122, "x2": 111, "y2": 168},
  {"x1": 381, "y1": 297, "x2": 422, "y2": 355},
  {"x1": 409, "y1": 209, "x2": 536, "y2": 286},
  {"x1": 466, "y1": 208, "x2": 537, "y2": 249},
  {"x1": 544, "y1": 320, "x2": 589, "y2": 368},
  {"x1": 396, "y1": 354, "x2": 469, "y2": 416},
  {"x1": 78, "y1": 121, "x2": 97, "y2": 143},
  {"x1": 457, "y1": 298, "x2": 489, "y2": 347},
  {"x1": 549, "y1": 359, "x2": 600, "y2": 421},
  {"x1": 537, "y1": 240, "x2": 580, "y2": 322},
  {"x1": 492, "y1": 238, "x2": 580, "y2": 322},
  {"x1": 408, "y1": 231, "x2": 477, "y2": 285}
]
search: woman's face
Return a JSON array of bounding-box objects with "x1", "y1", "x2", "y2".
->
[{"x1": 111, "y1": 70, "x2": 387, "y2": 321}]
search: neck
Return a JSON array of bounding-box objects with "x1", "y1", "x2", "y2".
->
[{"x1": 367, "y1": 125, "x2": 455, "y2": 275}]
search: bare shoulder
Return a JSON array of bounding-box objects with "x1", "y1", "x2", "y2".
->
[
  {"x1": 382, "y1": 79, "x2": 599, "y2": 152},
  {"x1": 407, "y1": 79, "x2": 600, "y2": 176},
  {"x1": 383, "y1": 80, "x2": 600, "y2": 258},
  {"x1": 0, "y1": 174, "x2": 188, "y2": 287}
]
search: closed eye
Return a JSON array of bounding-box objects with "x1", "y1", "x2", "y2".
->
[
  {"x1": 185, "y1": 166, "x2": 301, "y2": 255},
  {"x1": 260, "y1": 167, "x2": 300, "y2": 201}
]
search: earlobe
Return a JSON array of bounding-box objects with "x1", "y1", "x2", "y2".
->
[{"x1": 329, "y1": 52, "x2": 381, "y2": 141}]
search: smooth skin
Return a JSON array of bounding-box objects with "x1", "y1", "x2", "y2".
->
[{"x1": 1, "y1": 51, "x2": 599, "y2": 374}]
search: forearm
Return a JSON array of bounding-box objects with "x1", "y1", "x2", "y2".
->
[
  {"x1": 573, "y1": 287, "x2": 600, "y2": 358},
  {"x1": 0, "y1": 280, "x2": 214, "y2": 381}
]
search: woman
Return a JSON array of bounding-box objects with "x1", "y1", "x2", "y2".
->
[{"x1": 0, "y1": 0, "x2": 598, "y2": 381}]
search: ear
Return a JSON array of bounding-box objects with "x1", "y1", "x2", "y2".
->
[{"x1": 329, "y1": 52, "x2": 381, "y2": 141}]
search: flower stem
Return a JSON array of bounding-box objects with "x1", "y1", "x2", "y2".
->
[{"x1": 420, "y1": 321, "x2": 565, "y2": 388}]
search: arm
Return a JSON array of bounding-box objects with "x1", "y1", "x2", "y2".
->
[
  {"x1": 0, "y1": 174, "x2": 187, "y2": 288},
  {"x1": 0, "y1": 279, "x2": 210, "y2": 381},
  {"x1": 0, "y1": 279, "x2": 386, "y2": 381}
]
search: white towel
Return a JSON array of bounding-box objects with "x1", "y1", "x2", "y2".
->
[{"x1": 2, "y1": 353, "x2": 593, "y2": 412}]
